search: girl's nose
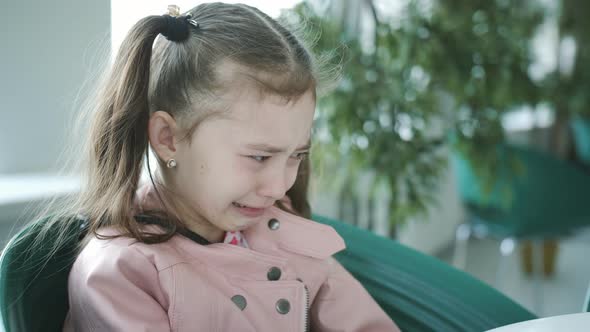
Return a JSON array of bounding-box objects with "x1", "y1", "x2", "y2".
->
[
  {"x1": 257, "y1": 165, "x2": 297, "y2": 200},
  {"x1": 257, "y1": 174, "x2": 288, "y2": 201}
]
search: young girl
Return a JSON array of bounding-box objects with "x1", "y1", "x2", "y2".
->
[{"x1": 62, "y1": 2, "x2": 400, "y2": 331}]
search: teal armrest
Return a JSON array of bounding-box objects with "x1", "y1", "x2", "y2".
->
[{"x1": 314, "y1": 214, "x2": 536, "y2": 332}]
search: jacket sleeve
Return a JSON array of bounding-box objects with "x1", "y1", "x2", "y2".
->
[
  {"x1": 64, "y1": 242, "x2": 171, "y2": 332},
  {"x1": 310, "y1": 258, "x2": 401, "y2": 332}
]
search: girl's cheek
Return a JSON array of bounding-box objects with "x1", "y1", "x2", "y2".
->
[
  {"x1": 234, "y1": 157, "x2": 262, "y2": 176},
  {"x1": 230, "y1": 162, "x2": 258, "y2": 185},
  {"x1": 286, "y1": 168, "x2": 298, "y2": 190}
]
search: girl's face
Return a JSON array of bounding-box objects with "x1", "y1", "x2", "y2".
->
[{"x1": 170, "y1": 88, "x2": 315, "y2": 241}]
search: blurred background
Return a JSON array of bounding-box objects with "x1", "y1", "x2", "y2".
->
[{"x1": 2, "y1": 0, "x2": 590, "y2": 320}]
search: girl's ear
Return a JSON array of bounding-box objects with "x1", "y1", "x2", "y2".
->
[{"x1": 148, "y1": 111, "x2": 178, "y2": 161}]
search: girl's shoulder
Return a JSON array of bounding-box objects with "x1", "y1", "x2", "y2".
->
[{"x1": 77, "y1": 224, "x2": 193, "y2": 273}]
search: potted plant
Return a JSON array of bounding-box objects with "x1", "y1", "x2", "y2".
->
[
  {"x1": 548, "y1": 0, "x2": 590, "y2": 166},
  {"x1": 289, "y1": 1, "x2": 448, "y2": 237},
  {"x1": 289, "y1": 0, "x2": 544, "y2": 238}
]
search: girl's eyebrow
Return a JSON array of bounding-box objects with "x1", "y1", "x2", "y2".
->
[{"x1": 245, "y1": 140, "x2": 311, "y2": 153}]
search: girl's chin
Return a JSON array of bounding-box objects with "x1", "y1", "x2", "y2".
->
[
  {"x1": 227, "y1": 216, "x2": 262, "y2": 232},
  {"x1": 231, "y1": 224, "x2": 251, "y2": 231}
]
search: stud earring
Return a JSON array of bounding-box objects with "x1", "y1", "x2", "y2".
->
[{"x1": 166, "y1": 159, "x2": 177, "y2": 168}]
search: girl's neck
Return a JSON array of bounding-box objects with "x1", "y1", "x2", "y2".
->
[
  {"x1": 162, "y1": 194, "x2": 226, "y2": 243},
  {"x1": 183, "y1": 216, "x2": 225, "y2": 243},
  {"x1": 142, "y1": 174, "x2": 226, "y2": 243}
]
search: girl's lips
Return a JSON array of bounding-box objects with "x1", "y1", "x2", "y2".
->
[{"x1": 233, "y1": 203, "x2": 267, "y2": 217}]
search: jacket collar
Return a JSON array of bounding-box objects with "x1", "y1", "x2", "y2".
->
[
  {"x1": 131, "y1": 183, "x2": 346, "y2": 260},
  {"x1": 244, "y1": 206, "x2": 345, "y2": 260}
]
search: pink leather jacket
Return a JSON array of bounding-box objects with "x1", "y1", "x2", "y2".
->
[{"x1": 63, "y1": 185, "x2": 400, "y2": 331}]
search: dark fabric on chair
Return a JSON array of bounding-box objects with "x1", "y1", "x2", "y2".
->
[{"x1": 0, "y1": 216, "x2": 85, "y2": 332}]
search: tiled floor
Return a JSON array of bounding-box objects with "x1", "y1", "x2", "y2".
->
[{"x1": 437, "y1": 235, "x2": 590, "y2": 318}]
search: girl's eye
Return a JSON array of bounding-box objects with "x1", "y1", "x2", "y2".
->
[
  {"x1": 250, "y1": 155, "x2": 270, "y2": 162},
  {"x1": 248, "y1": 152, "x2": 308, "y2": 163}
]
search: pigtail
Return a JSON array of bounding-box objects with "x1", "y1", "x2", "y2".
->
[
  {"x1": 85, "y1": 15, "x2": 191, "y2": 243},
  {"x1": 5, "y1": 14, "x2": 203, "y2": 285}
]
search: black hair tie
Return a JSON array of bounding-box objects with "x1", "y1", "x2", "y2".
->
[{"x1": 161, "y1": 14, "x2": 198, "y2": 42}]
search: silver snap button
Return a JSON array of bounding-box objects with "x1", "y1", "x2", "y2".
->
[
  {"x1": 268, "y1": 218, "x2": 280, "y2": 230},
  {"x1": 267, "y1": 266, "x2": 282, "y2": 281},
  {"x1": 231, "y1": 295, "x2": 247, "y2": 311},
  {"x1": 276, "y1": 298, "x2": 291, "y2": 314}
]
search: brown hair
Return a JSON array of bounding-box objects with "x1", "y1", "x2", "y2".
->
[{"x1": 27, "y1": 2, "x2": 338, "y2": 248}]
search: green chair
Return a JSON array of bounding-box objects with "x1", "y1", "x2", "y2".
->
[
  {"x1": 314, "y1": 215, "x2": 536, "y2": 331},
  {"x1": 1, "y1": 215, "x2": 536, "y2": 332},
  {"x1": 451, "y1": 143, "x2": 590, "y2": 315},
  {"x1": 571, "y1": 115, "x2": 590, "y2": 165},
  {"x1": 0, "y1": 216, "x2": 83, "y2": 332}
]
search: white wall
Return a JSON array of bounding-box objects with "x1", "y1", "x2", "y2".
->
[
  {"x1": 0, "y1": 0, "x2": 111, "y2": 174},
  {"x1": 0, "y1": 0, "x2": 111, "y2": 246},
  {"x1": 396, "y1": 160, "x2": 464, "y2": 254},
  {"x1": 310, "y1": 154, "x2": 465, "y2": 256}
]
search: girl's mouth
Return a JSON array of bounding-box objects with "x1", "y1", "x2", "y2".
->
[
  {"x1": 232, "y1": 202, "x2": 249, "y2": 208},
  {"x1": 232, "y1": 202, "x2": 267, "y2": 217}
]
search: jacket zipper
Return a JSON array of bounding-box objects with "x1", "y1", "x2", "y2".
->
[{"x1": 302, "y1": 283, "x2": 310, "y2": 332}]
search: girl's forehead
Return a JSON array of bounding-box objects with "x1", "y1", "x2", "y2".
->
[
  {"x1": 223, "y1": 87, "x2": 316, "y2": 122},
  {"x1": 214, "y1": 59, "x2": 316, "y2": 108},
  {"x1": 215, "y1": 89, "x2": 315, "y2": 146}
]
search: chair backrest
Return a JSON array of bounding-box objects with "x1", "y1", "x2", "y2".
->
[
  {"x1": 571, "y1": 116, "x2": 590, "y2": 165},
  {"x1": 452, "y1": 144, "x2": 590, "y2": 237},
  {"x1": 2, "y1": 215, "x2": 537, "y2": 332},
  {"x1": 0, "y1": 216, "x2": 85, "y2": 332},
  {"x1": 313, "y1": 214, "x2": 537, "y2": 332}
]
